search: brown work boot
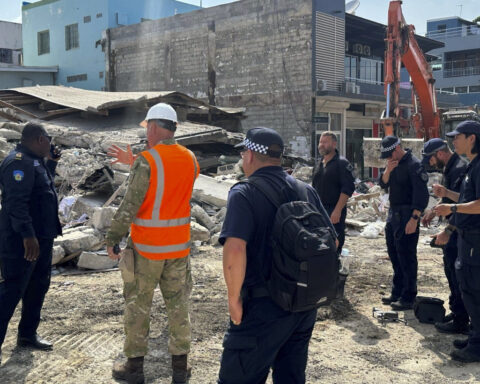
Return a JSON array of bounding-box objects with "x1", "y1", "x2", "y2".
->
[
  {"x1": 172, "y1": 354, "x2": 189, "y2": 384},
  {"x1": 112, "y1": 356, "x2": 145, "y2": 384}
]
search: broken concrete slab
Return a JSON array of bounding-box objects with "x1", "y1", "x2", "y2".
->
[
  {"x1": 193, "y1": 174, "x2": 235, "y2": 208},
  {"x1": 51, "y1": 245, "x2": 66, "y2": 265},
  {"x1": 77, "y1": 251, "x2": 118, "y2": 270},
  {"x1": 292, "y1": 166, "x2": 313, "y2": 183},
  {"x1": 91, "y1": 206, "x2": 117, "y2": 231},
  {"x1": 55, "y1": 227, "x2": 103, "y2": 254},
  {"x1": 215, "y1": 207, "x2": 227, "y2": 223},
  {"x1": 191, "y1": 222, "x2": 210, "y2": 242},
  {"x1": 0, "y1": 128, "x2": 21, "y2": 140},
  {"x1": 210, "y1": 232, "x2": 221, "y2": 246},
  {"x1": 191, "y1": 204, "x2": 216, "y2": 230},
  {"x1": 72, "y1": 194, "x2": 108, "y2": 219}
]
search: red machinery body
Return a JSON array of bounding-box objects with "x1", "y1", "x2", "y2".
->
[{"x1": 383, "y1": 0, "x2": 441, "y2": 139}]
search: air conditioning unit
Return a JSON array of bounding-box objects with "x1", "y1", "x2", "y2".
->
[
  {"x1": 316, "y1": 79, "x2": 328, "y2": 92},
  {"x1": 345, "y1": 81, "x2": 356, "y2": 93}
]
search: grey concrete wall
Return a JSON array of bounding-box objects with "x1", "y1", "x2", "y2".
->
[
  {"x1": 0, "y1": 71, "x2": 55, "y2": 89},
  {"x1": 107, "y1": 0, "x2": 314, "y2": 156}
]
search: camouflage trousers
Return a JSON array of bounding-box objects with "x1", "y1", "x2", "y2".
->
[{"x1": 123, "y1": 249, "x2": 192, "y2": 358}]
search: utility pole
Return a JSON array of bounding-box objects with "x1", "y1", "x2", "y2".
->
[{"x1": 457, "y1": 4, "x2": 463, "y2": 18}]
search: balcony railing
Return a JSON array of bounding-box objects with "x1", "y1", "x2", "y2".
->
[
  {"x1": 444, "y1": 66, "x2": 480, "y2": 78},
  {"x1": 426, "y1": 25, "x2": 480, "y2": 40}
]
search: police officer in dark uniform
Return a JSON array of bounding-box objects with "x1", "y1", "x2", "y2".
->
[
  {"x1": 433, "y1": 121, "x2": 480, "y2": 363},
  {"x1": 0, "y1": 122, "x2": 62, "y2": 361},
  {"x1": 421, "y1": 138, "x2": 469, "y2": 334},
  {"x1": 218, "y1": 127, "x2": 335, "y2": 384},
  {"x1": 312, "y1": 132, "x2": 355, "y2": 254},
  {"x1": 379, "y1": 136, "x2": 429, "y2": 310}
]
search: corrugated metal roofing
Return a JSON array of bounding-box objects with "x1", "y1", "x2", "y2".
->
[{"x1": 7, "y1": 85, "x2": 245, "y2": 115}]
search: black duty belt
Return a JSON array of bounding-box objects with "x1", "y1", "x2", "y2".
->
[{"x1": 241, "y1": 285, "x2": 269, "y2": 300}]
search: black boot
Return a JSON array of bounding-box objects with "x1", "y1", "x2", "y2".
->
[
  {"x1": 112, "y1": 356, "x2": 144, "y2": 384},
  {"x1": 453, "y1": 338, "x2": 469, "y2": 349},
  {"x1": 17, "y1": 334, "x2": 53, "y2": 350},
  {"x1": 381, "y1": 295, "x2": 399, "y2": 305},
  {"x1": 172, "y1": 354, "x2": 189, "y2": 384},
  {"x1": 435, "y1": 319, "x2": 469, "y2": 334}
]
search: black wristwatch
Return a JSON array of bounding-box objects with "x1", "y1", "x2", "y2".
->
[
  {"x1": 411, "y1": 214, "x2": 420, "y2": 221},
  {"x1": 451, "y1": 204, "x2": 457, "y2": 214}
]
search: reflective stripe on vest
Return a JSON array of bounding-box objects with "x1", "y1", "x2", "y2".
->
[
  {"x1": 133, "y1": 149, "x2": 197, "y2": 228},
  {"x1": 134, "y1": 241, "x2": 191, "y2": 254},
  {"x1": 131, "y1": 144, "x2": 198, "y2": 260}
]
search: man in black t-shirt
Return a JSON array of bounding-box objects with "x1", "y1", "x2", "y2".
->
[{"x1": 312, "y1": 132, "x2": 355, "y2": 254}]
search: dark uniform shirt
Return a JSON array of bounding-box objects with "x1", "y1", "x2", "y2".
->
[
  {"x1": 379, "y1": 149, "x2": 429, "y2": 212},
  {"x1": 0, "y1": 144, "x2": 61, "y2": 256},
  {"x1": 442, "y1": 152, "x2": 468, "y2": 203},
  {"x1": 219, "y1": 166, "x2": 333, "y2": 288},
  {"x1": 312, "y1": 150, "x2": 355, "y2": 207},
  {"x1": 455, "y1": 155, "x2": 480, "y2": 230}
]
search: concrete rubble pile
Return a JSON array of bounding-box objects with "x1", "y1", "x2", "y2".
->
[{"x1": 0, "y1": 118, "x2": 244, "y2": 271}]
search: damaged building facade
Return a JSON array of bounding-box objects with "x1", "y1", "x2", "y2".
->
[{"x1": 103, "y1": 0, "x2": 457, "y2": 173}]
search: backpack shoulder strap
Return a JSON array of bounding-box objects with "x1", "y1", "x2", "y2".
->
[
  {"x1": 293, "y1": 179, "x2": 309, "y2": 202},
  {"x1": 245, "y1": 176, "x2": 283, "y2": 209}
]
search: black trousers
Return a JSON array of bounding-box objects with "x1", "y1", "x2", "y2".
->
[
  {"x1": 443, "y1": 232, "x2": 468, "y2": 323},
  {"x1": 456, "y1": 236, "x2": 480, "y2": 353},
  {"x1": 385, "y1": 210, "x2": 419, "y2": 303},
  {"x1": 0, "y1": 238, "x2": 53, "y2": 347},
  {"x1": 324, "y1": 205, "x2": 347, "y2": 255},
  {"x1": 218, "y1": 296, "x2": 316, "y2": 384}
]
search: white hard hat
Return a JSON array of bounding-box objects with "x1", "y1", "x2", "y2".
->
[{"x1": 140, "y1": 103, "x2": 178, "y2": 127}]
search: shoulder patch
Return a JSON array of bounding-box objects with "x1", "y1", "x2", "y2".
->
[
  {"x1": 33, "y1": 160, "x2": 40, "y2": 167},
  {"x1": 13, "y1": 170, "x2": 24, "y2": 182},
  {"x1": 15, "y1": 152, "x2": 22, "y2": 160},
  {"x1": 346, "y1": 163, "x2": 354, "y2": 172}
]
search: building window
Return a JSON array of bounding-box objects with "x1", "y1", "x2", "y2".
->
[
  {"x1": 455, "y1": 86, "x2": 468, "y2": 94},
  {"x1": 84, "y1": 16, "x2": 91, "y2": 23},
  {"x1": 96, "y1": 13, "x2": 102, "y2": 18},
  {"x1": 442, "y1": 87, "x2": 454, "y2": 93},
  {"x1": 99, "y1": 71, "x2": 104, "y2": 79},
  {"x1": 37, "y1": 30, "x2": 50, "y2": 55},
  {"x1": 470, "y1": 85, "x2": 480, "y2": 93},
  {"x1": 0, "y1": 48, "x2": 13, "y2": 63},
  {"x1": 65, "y1": 24, "x2": 79, "y2": 51},
  {"x1": 67, "y1": 73, "x2": 87, "y2": 83},
  {"x1": 437, "y1": 24, "x2": 447, "y2": 32}
]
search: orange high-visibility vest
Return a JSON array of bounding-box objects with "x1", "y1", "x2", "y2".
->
[{"x1": 130, "y1": 143, "x2": 199, "y2": 260}]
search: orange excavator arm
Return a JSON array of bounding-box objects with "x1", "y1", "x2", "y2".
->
[{"x1": 382, "y1": 0, "x2": 440, "y2": 139}]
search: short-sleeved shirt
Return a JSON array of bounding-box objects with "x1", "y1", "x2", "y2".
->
[
  {"x1": 219, "y1": 166, "x2": 333, "y2": 288},
  {"x1": 379, "y1": 149, "x2": 429, "y2": 212},
  {"x1": 312, "y1": 150, "x2": 355, "y2": 207},
  {"x1": 455, "y1": 155, "x2": 480, "y2": 230}
]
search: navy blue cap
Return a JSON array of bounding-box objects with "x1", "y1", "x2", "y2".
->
[
  {"x1": 446, "y1": 120, "x2": 480, "y2": 137},
  {"x1": 235, "y1": 127, "x2": 284, "y2": 158},
  {"x1": 421, "y1": 138, "x2": 447, "y2": 165},
  {"x1": 380, "y1": 135, "x2": 400, "y2": 159}
]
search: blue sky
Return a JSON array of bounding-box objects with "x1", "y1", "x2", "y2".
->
[{"x1": 1, "y1": 0, "x2": 479, "y2": 35}]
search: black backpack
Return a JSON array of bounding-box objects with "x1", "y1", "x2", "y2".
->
[{"x1": 246, "y1": 176, "x2": 339, "y2": 312}]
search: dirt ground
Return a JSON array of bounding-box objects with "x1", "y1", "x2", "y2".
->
[{"x1": 1, "y1": 231, "x2": 480, "y2": 384}]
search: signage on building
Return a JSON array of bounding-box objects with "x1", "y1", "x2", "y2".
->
[{"x1": 345, "y1": 41, "x2": 372, "y2": 57}]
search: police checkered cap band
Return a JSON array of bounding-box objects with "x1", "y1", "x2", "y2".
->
[
  {"x1": 243, "y1": 138, "x2": 270, "y2": 155},
  {"x1": 422, "y1": 143, "x2": 447, "y2": 156},
  {"x1": 381, "y1": 138, "x2": 401, "y2": 153}
]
